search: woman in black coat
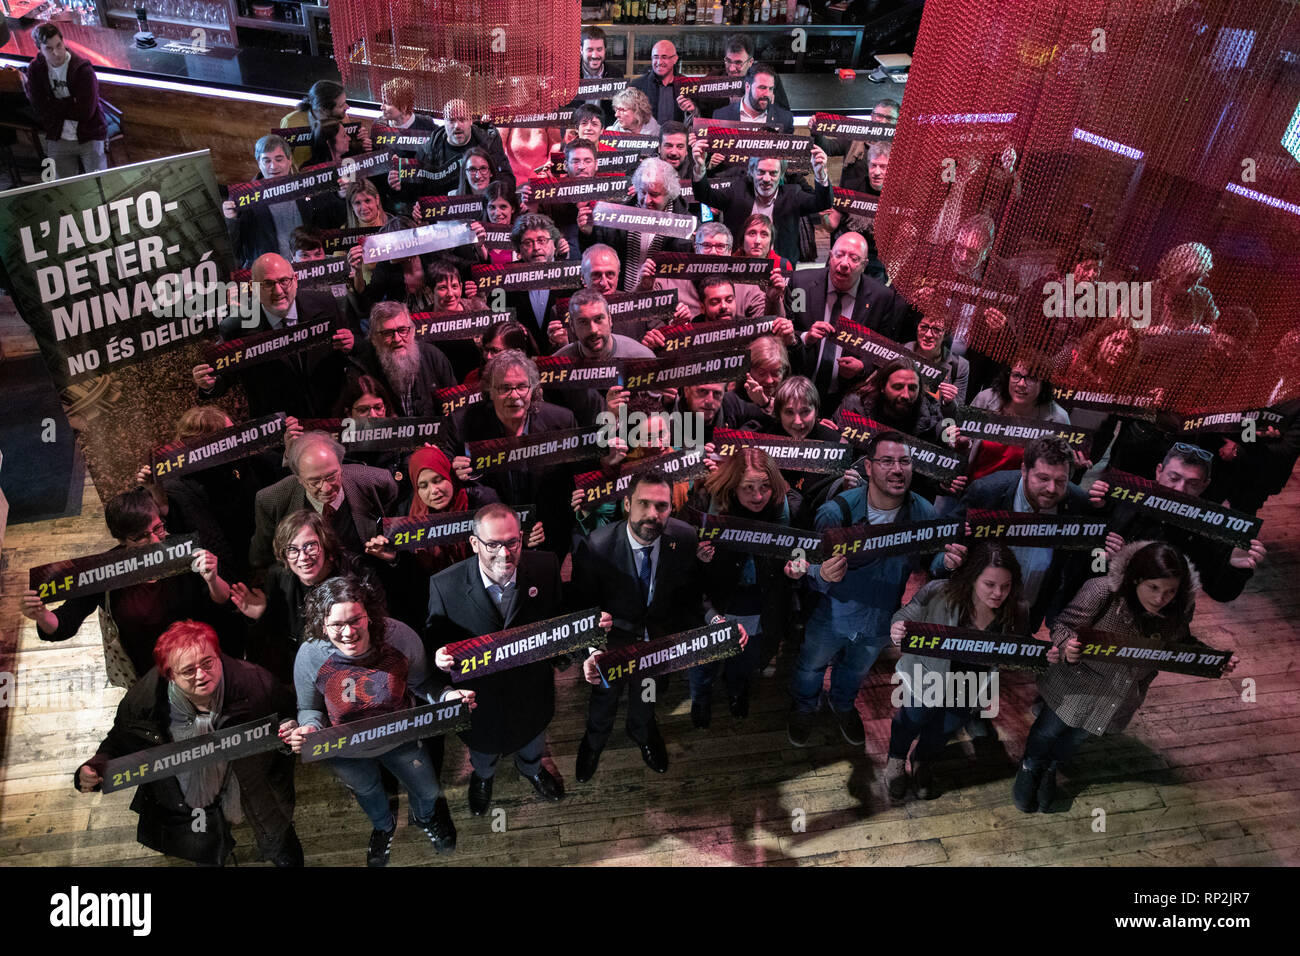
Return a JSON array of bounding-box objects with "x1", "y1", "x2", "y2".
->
[{"x1": 74, "y1": 621, "x2": 301, "y2": 866}]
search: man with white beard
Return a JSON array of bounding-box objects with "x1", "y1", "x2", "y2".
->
[{"x1": 348, "y1": 302, "x2": 457, "y2": 418}]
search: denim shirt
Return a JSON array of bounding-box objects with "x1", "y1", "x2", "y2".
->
[{"x1": 805, "y1": 487, "x2": 942, "y2": 646}]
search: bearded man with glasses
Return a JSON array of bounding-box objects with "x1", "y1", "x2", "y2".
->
[{"x1": 346, "y1": 301, "x2": 457, "y2": 418}]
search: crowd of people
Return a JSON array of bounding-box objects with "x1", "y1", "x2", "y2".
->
[{"x1": 17, "y1": 24, "x2": 1297, "y2": 868}]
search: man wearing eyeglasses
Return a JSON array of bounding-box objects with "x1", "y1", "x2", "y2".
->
[
  {"x1": 693, "y1": 34, "x2": 793, "y2": 119},
  {"x1": 192, "y1": 253, "x2": 354, "y2": 419},
  {"x1": 785, "y1": 431, "x2": 966, "y2": 748},
  {"x1": 629, "y1": 40, "x2": 696, "y2": 128},
  {"x1": 249, "y1": 431, "x2": 398, "y2": 572},
  {"x1": 499, "y1": 213, "x2": 575, "y2": 355},
  {"x1": 644, "y1": 223, "x2": 786, "y2": 324},
  {"x1": 74, "y1": 620, "x2": 303, "y2": 866},
  {"x1": 1089, "y1": 442, "x2": 1267, "y2": 603},
  {"x1": 346, "y1": 301, "x2": 456, "y2": 418}
]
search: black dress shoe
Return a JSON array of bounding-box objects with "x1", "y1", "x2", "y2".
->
[
  {"x1": 467, "y1": 771, "x2": 493, "y2": 816},
  {"x1": 575, "y1": 737, "x2": 601, "y2": 783},
  {"x1": 525, "y1": 766, "x2": 565, "y2": 801},
  {"x1": 639, "y1": 735, "x2": 669, "y2": 773},
  {"x1": 728, "y1": 690, "x2": 749, "y2": 719},
  {"x1": 691, "y1": 698, "x2": 712, "y2": 729}
]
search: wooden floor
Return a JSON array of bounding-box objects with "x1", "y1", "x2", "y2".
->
[{"x1": 2, "y1": 460, "x2": 1298, "y2": 868}]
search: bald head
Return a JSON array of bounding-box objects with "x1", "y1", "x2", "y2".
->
[
  {"x1": 251, "y1": 253, "x2": 297, "y2": 315},
  {"x1": 828, "y1": 233, "x2": 869, "y2": 292},
  {"x1": 444, "y1": 98, "x2": 473, "y2": 146},
  {"x1": 582, "y1": 244, "x2": 621, "y2": 296},
  {"x1": 651, "y1": 40, "x2": 678, "y2": 78}
]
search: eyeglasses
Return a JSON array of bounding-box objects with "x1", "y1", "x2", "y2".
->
[
  {"x1": 1009, "y1": 372, "x2": 1039, "y2": 384},
  {"x1": 493, "y1": 383, "x2": 532, "y2": 396},
  {"x1": 697, "y1": 242, "x2": 731, "y2": 253},
  {"x1": 916, "y1": 324, "x2": 945, "y2": 336},
  {"x1": 519, "y1": 237, "x2": 554, "y2": 251},
  {"x1": 259, "y1": 277, "x2": 296, "y2": 290},
  {"x1": 476, "y1": 537, "x2": 522, "y2": 552},
  {"x1": 724, "y1": 56, "x2": 752, "y2": 69},
  {"x1": 325, "y1": 615, "x2": 368, "y2": 637},
  {"x1": 872, "y1": 457, "x2": 913, "y2": 469},
  {"x1": 1172, "y1": 442, "x2": 1213, "y2": 463},
  {"x1": 126, "y1": 520, "x2": 168, "y2": 544},
  {"x1": 378, "y1": 325, "x2": 414, "y2": 340},
  {"x1": 284, "y1": 541, "x2": 322, "y2": 562},
  {"x1": 175, "y1": 656, "x2": 219, "y2": 681},
  {"x1": 352, "y1": 400, "x2": 386, "y2": 416},
  {"x1": 738, "y1": 483, "x2": 772, "y2": 496},
  {"x1": 302, "y1": 469, "x2": 341, "y2": 491},
  {"x1": 652, "y1": 54, "x2": 678, "y2": 61}
]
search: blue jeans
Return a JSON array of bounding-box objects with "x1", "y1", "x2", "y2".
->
[
  {"x1": 789, "y1": 622, "x2": 886, "y2": 714},
  {"x1": 45, "y1": 138, "x2": 107, "y2": 179},
  {"x1": 328, "y1": 739, "x2": 442, "y2": 831},
  {"x1": 888, "y1": 705, "x2": 970, "y2": 760},
  {"x1": 1021, "y1": 704, "x2": 1093, "y2": 771}
]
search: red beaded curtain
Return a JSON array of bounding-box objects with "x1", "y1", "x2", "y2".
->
[
  {"x1": 875, "y1": 0, "x2": 1300, "y2": 413},
  {"x1": 330, "y1": 0, "x2": 580, "y2": 120}
]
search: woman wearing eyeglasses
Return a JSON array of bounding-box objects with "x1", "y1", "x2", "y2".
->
[
  {"x1": 463, "y1": 319, "x2": 535, "y2": 389},
  {"x1": 904, "y1": 288, "x2": 969, "y2": 407},
  {"x1": 288, "y1": 575, "x2": 474, "y2": 865},
  {"x1": 75, "y1": 620, "x2": 304, "y2": 866},
  {"x1": 22, "y1": 488, "x2": 236, "y2": 687},
  {"x1": 963, "y1": 359, "x2": 1079, "y2": 482}
]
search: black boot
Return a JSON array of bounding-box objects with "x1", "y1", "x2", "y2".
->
[
  {"x1": 1037, "y1": 763, "x2": 1059, "y2": 812},
  {"x1": 1012, "y1": 761, "x2": 1043, "y2": 813}
]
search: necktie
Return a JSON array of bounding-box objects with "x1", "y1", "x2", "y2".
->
[
  {"x1": 624, "y1": 233, "x2": 663, "y2": 292},
  {"x1": 322, "y1": 501, "x2": 336, "y2": 524},
  {"x1": 488, "y1": 582, "x2": 514, "y2": 604},
  {"x1": 636, "y1": 546, "x2": 653, "y2": 605},
  {"x1": 814, "y1": 291, "x2": 845, "y2": 397}
]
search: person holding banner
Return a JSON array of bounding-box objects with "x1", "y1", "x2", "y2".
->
[
  {"x1": 378, "y1": 76, "x2": 436, "y2": 134},
  {"x1": 785, "y1": 431, "x2": 964, "y2": 748},
  {"x1": 289, "y1": 575, "x2": 473, "y2": 864},
  {"x1": 571, "y1": 469, "x2": 720, "y2": 779},
  {"x1": 464, "y1": 320, "x2": 537, "y2": 389},
  {"x1": 670, "y1": 383, "x2": 764, "y2": 445},
  {"x1": 552, "y1": 289, "x2": 656, "y2": 427},
  {"x1": 428, "y1": 505, "x2": 593, "y2": 815},
  {"x1": 887, "y1": 543, "x2": 1028, "y2": 801},
  {"x1": 903, "y1": 289, "x2": 969, "y2": 407},
  {"x1": 965, "y1": 360, "x2": 1079, "y2": 481},
  {"x1": 740, "y1": 213, "x2": 795, "y2": 278},
  {"x1": 1014, "y1": 541, "x2": 1239, "y2": 813},
  {"x1": 710, "y1": 63, "x2": 795, "y2": 134},
  {"x1": 628, "y1": 41, "x2": 691, "y2": 128},
  {"x1": 75, "y1": 621, "x2": 304, "y2": 867},
  {"x1": 23, "y1": 488, "x2": 237, "y2": 682},
  {"x1": 346, "y1": 302, "x2": 457, "y2": 419},
  {"x1": 691, "y1": 448, "x2": 800, "y2": 722},
  {"x1": 392, "y1": 98, "x2": 515, "y2": 204},
  {"x1": 502, "y1": 213, "x2": 577, "y2": 354},
  {"x1": 646, "y1": 223, "x2": 786, "y2": 322},
  {"x1": 281, "y1": 79, "x2": 350, "y2": 167}
]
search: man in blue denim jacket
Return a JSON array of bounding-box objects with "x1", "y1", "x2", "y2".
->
[{"x1": 785, "y1": 431, "x2": 966, "y2": 747}]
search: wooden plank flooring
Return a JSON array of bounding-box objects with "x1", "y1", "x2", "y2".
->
[{"x1": 2, "y1": 467, "x2": 1296, "y2": 867}]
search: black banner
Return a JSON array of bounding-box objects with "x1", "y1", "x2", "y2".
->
[
  {"x1": 481, "y1": 224, "x2": 515, "y2": 250},
  {"x1": 573, "y1": 447, "x2": 711, "y2": 508},
  {"x1": 901, "y1": 622, "x2": 1049, "y2": 673},
  {"x1": 809, "y1": 113, "x2": 897, "y2": 143},
  {"x1": 301, "y1": 700, "x2": 471, "y2": 762},
  {"x1": 151, "y1": 413, "x2": 286, "y2": 480},
  {"x1": 204, "y1": 316, "x2": 336, "y2": 374},
  {"x1": 1075, "y1": 628, "x2": 1233, "y2": 678},
  {"x1": 379, "y1": 505, "x2": 534, "y2": 553},
  {"x1": 1100, "y1": 469, "x2": 1262, "y2": 549},
  {"x1": 448, "y1": 608, "x2": 605, "y2": 682},
  {"x1": 596, "y1": 131, "x2": 660, "y2": 153},
  {"x1": 678, "y1": 177, "x2": 740, "y2": 204},
  {"x1": 392, "y1": 155, "x2": 461, "y2": 186},
  {"x1": 470, "y1": 260, "x2": 584, "y2": 291},
  {"x1": 835, "y1": 318, "x2": 945, "y2": 386},
  {"x1": 228, "y1": 150, "x2": 392, "y2": 209},
  {"x1": 702, "y1": 127, "x2": 812, "y2": 168},
  {"x1": 413, "y1": 194, "x2": 487, "y2": 223},
  {"x1": 954, "y1": 405, "x2": 1093, "y2": 451},
  {"x1": 30, "y1": 534, "x2": 199, "y2": 603},
  {"x1": 555, "y1": 289, "x2": 678, "y2": 327},
  {"x1": 527, "y1": 176, "x2": 631, "y2": 206},
  {"x1": 651, "y1": 252, "x2": 772, "y2": 281},
  {"x1": 591, "y1": 147, "x2": 648, "y2": 173},
  {"x1": 491, "y1": 107, "x2": 576, "y2": 128},
  {"x1": 697, "y1": 513, "x2": 822, "y2": 559},
  {"x1": 370, "y1": 124, "x2": 429, "y2": 154},
  {"x1": 711, "y1": 428, "x2": 850, "y2": 474},
  {"x1": 467, "y1": 425, "x2": 607, "y2": 472},
  {"x1": 967, "y1": 509, "x2": 1109, "y2": 550},
  {"x1": 821, "y1": 517, "x2": 964, "y2": 568},
  {"x1": 102, "y1": 716, "x2": 280, "y2": 793},
  {"x1": 575, "y1": 76, "x2": 627, "y2": 100},
  {"x1": 831, "y1": 188, "x2": 879, "y2": 223},
  {"x1": 233, "y1": 256, "x2": 350, "y2": 289},
  {"x1": 1173, "y1": 408, "x2": 1287, "y2": 436},
  {"x1": 622, "y1": 347, "x2": 750, "y2": 391},
  {"x1": 319, "y1": 226, "x2": 380, "y2": 256},
  {"x1": 300, "y1": 416, "x2": 442, "y2": 452},
  {"x1": 653, "y1": 316, "x2": 772, "y2": 354},
  {"x1": 410, "y1": 307, "x2": 504, "y2": 342},
  {"x1": 597, "y1": 621, "x2": 743, "y2": 684},
  {"x1": 274, "y1": 122, "x2": 362, "y2": 148},
  {"x1": 591, "y1": 202, "x2": 698, "y2": 240},
  {"x1": 674, "y1": 75, "x2": 746, "y2": 98},
  {"x1": 536, "y1": 354, "x2": 623, "y2": 390},
  {"x1": 833, "y1": 410, "x2": 966, "y2": 482},
  {"x1": 931, "y1": 277, "x2": 1019, "y2": 313},
  {"x1": 1052, "y1": 386, "x2": 1158, "y2": 420},
  {"x1": 362, "y1": 221, "x2": 477, "y2": 264},
  {"x1": 437, "y1": 383, "x2": 484, "y2": 418}
]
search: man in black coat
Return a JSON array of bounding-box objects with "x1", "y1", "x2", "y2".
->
[
  {"x1": 346, "y1": 301, "x2": 456, "y2": 418},
  {"x1": 427, "y1": 505, "x2": 594, "y2": 814},
  {"x1": 501, "y1": 213, "x2": 580, "y2": 355},
  {"x1": 75, "y1": 622, "x2": 302, "y2": 866},
  {"x1": 690, "y1": 139, "x2": 833, "y2": 266},
  {"x1": 192, "y1": 254, "x2": 354, "y2": 420},
  {"x1": 387, "y1": 98, "x2": 515, "y2": 205},
  {"x1": 441, "y1": 351, "x2": 582, "y2": 557},
  {"x1": 569, "y1": 470, "x2": 721, "y2": 780},
  {"x1": 709, "y1": 63, "x2": 795, "y2": 134},
  {"x1": 628, "y1": 40, "x2": 694, "y2": 128}
]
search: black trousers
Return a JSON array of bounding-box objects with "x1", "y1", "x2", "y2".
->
[{"x1": 584, "y1": 674, "x2": 669, "y2": 751}]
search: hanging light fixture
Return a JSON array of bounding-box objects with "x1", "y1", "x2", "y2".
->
[{"x1": 330, "y1": 0, "x2": 581, "y2": 120}]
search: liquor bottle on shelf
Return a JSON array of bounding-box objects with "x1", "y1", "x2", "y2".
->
[
  {"x1": 759, "y1": 0, "x2": 769, "y2": 23},
  {"x1": 646, "y1": 0, "x2": 656, "y2": 21},
  {"x1": 741, "y1": 0, "x2": 750, "y2": 23},
  {"x1": 658, "y1": 0, "x2": 668, "y2": 22},
  {"x1": 786, "y1": 0, "x2": 796, "y2": 24},
  {"x1": 667, "y1": 0, "x2": 677, "y2": 23},
  {"x1": 610, "y1": 0, "x2": 621, "y2": 21},
  {"x1": 712, "y1": 0, "x2": 722, "y2": 24},
  {"x1": 772, "y1": 0, "x2": 783, "y2": 23},
  {"x1": 629, "y1": 0, "x2": 640, "y2": 22},
  {"x1": 686, "y1": 0, "x2": 696, "y2": 23}
]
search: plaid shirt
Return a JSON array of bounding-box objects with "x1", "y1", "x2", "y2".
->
[{"x1": 1038, "y1": 578, "x2": 1192, "y2": 736}]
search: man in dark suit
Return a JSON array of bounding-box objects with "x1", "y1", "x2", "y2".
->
[
  {"x1": 787, "y1": 233, "x2": 919, "y2": 411},
  {"x1": 693, "y1": 35, "x2": 792, "y2": 118},
  {"x1": 573, "y1": 25, "x2": 622, "y2": 127},
  {"x1": 386, "y1": 98, "x2": 515, "y2": 206},
  {"x1": 569, "y1": 470, "x2": 722, "y2": 780},
  {"x1": 249, "y1": 431, "x2": 398, "y2": 571},
  {"x1": 690, "y1": 140, "x2": 833, "y2": 266},
  {"x1": 628, "y1": 40, "x2": 694, "y2": 128},
  {"x1": 709, "y1": 64, "x2": 795, "y2": 134},
  {"x1": 502, "y1": 213, "x2": 578, "y2": 355},
  {"x1": 427, "y1": 505, "x2": 601, "y2": 814},
  {"x1": 192, "y1": 253, "x2": 354, "y2": 420},
  {"x1": 441, "y1": 351, "x2": 582, "y2": 557},
  {"x1": 346, "y1": 301, "x2": 456, "y2": 418}
]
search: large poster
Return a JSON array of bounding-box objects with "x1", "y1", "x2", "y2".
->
[{"x1": 0, "y1": 151, "x2": 238, "y2": 499}]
